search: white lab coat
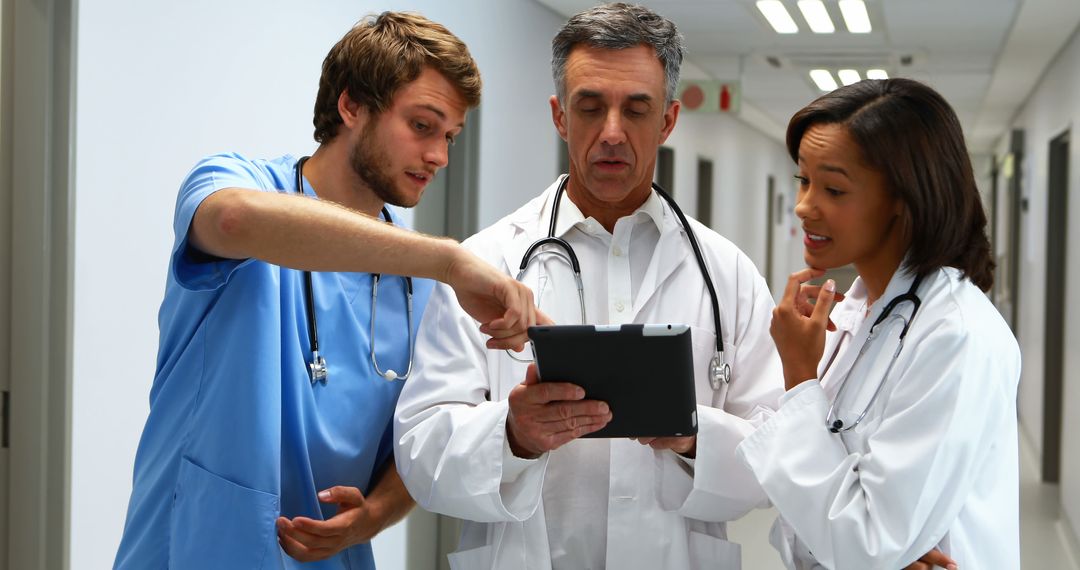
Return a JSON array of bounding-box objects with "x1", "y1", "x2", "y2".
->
[
  {"x1": 737, "y1": 266, "x2": 1021, "y2": 570},
  {"x1": 394, "y1": 180, "x2": 783, "y2": 569}
]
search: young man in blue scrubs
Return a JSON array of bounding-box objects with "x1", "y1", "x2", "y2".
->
[{"x1": 114, "y1": 12, "x2": 539, "y2": 569}]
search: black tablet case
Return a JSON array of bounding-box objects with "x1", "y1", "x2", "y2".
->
[{"x1": 528, "y1": 324, "x2": 698, "y2": 438}]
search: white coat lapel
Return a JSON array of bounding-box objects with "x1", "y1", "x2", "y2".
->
[
  {"x1": 498, "y1": 180, "x2": 561, "y2": 278},
  {"x1": 632, "y1": 212, "x2": 690, "y2": 319}
]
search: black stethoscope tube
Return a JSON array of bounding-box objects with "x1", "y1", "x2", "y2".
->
[
  {"x1": 824, "y1": 274, "x2": 924, "y2": 433},
  {"x1": 517, "y1": 176, "x2": 729, "y2": 389},
  {"x1": 294, "y1": 156, "x2": 412, "y2": 384}
]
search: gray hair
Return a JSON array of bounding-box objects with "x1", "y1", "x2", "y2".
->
[{"x1": 552, "y1": 3, "x2": 685, "y2": 105}]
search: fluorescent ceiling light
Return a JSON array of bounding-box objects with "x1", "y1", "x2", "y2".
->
[
  {"x1": 798, "y1": 0, "x2": 835, "y2": 33},
  {"x1": 838, "y1": 69, "x2": 861, "y2": 85},
  {"x1": 757, "y1": 0, "x2": 799, "y2": 34},
  {"x1": 866, "y1": 69, "x2": 889, "y2": 80},
  {"x1": 810, "y1": 69, "x2": 839, "y2": 91},
  {"x1": 838, "y1": 0, "x2": 872, "y2": 33}
]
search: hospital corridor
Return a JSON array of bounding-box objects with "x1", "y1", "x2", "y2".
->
[{"x1": 3, "y1": 0, "x2": 1080, "y2": 568}]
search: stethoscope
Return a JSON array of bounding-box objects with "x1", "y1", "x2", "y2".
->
[
  {"x1": 294, "y1": 156, "x2": 414, "y2": 385},
  {"x1": 823, "y1": 274, "x2": 924, "y2": 433},
  {"x1": 510, "y1": 175, "x2": 731, "y2": 391}
]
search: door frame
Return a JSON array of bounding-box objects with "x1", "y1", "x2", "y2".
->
[{"x1": 6, "y1": 0, "x2": 76, "y2": 567}]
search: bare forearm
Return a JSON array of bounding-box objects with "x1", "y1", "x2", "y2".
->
[
  {"x1": 365, "y1": 458, "x2": 415, "y2": 533},
  {"x1": 191, "y1": 188, "x2": 462, "y2": 281}
]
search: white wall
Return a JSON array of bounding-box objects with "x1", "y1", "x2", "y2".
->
[
  {"x1": 663, "y1": 112, "x2": 798, "y2": 289},
  {"x1": 72, "y1": 1, "x2": 791, "y2": 568},
  {"x1": 1003, "y1": 21, "x2": 1080, "y2": 549}
]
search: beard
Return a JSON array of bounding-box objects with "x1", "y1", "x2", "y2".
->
[{"x1": 349, "y1": 121, "x2": 420, "y2": 208}]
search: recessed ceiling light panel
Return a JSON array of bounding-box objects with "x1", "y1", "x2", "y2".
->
[
  {"x1": 838, "y1": 0, "x2": 872, "y2": 33},
  {"x1": 798, "y1": 0, "x2": 835, "y2": 34},
  {"x1": 757, "y1": 0, "x2": 800, "y2": 34},
  {"x1": 810, "y1": 69, "x2": 839, "y2": 91},
  {"x1": 838, "y1": 69, "x2": 861, "y2": 85}
]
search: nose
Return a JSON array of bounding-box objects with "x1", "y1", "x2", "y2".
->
[
  {"x1": 599, "y1": 109, "x2": 628, "y2": 146},
  {"x1": 424, "y1": 140, "x2": 450, "y2": 169},
  {"x1": 794, "y1": 184, "x2": 816, "y2": 221}
]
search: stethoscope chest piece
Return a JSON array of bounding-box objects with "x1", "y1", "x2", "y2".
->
[
  {"x1": 708, "y1": 352, "x2": 730, "y2": 391},
  {"x1": 309, "y1": 353, "x2": 328, "y2": 385}
]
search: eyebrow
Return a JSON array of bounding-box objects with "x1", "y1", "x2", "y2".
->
[
  {"x1": 572, "y1": 89, "x2": 654, "y2": 103},
  {"x1": 798, "y1": 156, "x2": 852, "y2": 180},
  {"x1": 413, "y1": 104, "x2": 464, "y2": 128}
]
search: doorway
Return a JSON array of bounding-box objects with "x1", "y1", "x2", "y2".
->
[
  {"x1": 656, "y1": 146, "x2": 674, "y2": 192},
  {"x1": 696, "y1": 158, "x2": 714, "y2": 228},
  {"x1": 1042, "y1": 129, "x2": 1069, "y2": 483},
  {"x1": 765, "y1": 175, "x2": 776, "y2": 286}
]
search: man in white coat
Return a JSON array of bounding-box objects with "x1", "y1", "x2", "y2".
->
[{"x1": 394, "y1": 4, "x2": 783, "y2": 568}]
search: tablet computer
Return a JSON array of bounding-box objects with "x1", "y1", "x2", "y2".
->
[{"x1": 528, "y1": 324, "x2": 698, "y2": 438}]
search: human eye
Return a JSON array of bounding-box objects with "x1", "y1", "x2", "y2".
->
[
  {"x1": 793, "y1": 174, "x2": 809, "y2": 186},
  {"x1": 412, "y1": 120, "x2": 430, "y2": 133},
  {"x1": 446, "y1": 133, "x2": 457, "y2": 146},
  {"x1": 826, "y1": 187, "x2": 845, "y2": 196}
]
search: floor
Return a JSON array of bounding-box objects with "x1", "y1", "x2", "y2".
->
[
  {"x1": 377, "y1": 426, "x2": 1080, "y2": 569},
  {"x1": 726, "y1": 430, "x2": 1080, "y2": 569}
]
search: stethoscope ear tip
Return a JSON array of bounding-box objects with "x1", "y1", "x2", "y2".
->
[{"x1": 382, "y1": 369, "x2": 398, "y2": 381}]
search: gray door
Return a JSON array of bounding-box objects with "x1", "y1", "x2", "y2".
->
[
  {"x1": 764, "y1": 175, "x2": 775, "y2": 285},
  {"x1": 1042, "y1": 130, "x2": 1069, "y2": 483},
  {"x1": 656, "y1": 146, "x2": 674, "y2": 192},
  {"x1": 697, "y1": 158, "x2": 714, "y2": 228},
  {"x1": 0, "y1": 0, "x2": 10, "y2": 558}
]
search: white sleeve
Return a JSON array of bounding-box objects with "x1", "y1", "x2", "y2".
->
[
  {"x1": 736, "y1": 319, "x2": 1016, "y2": 569},
  {"x1": 394, "y1": 281, "x2": 549, "y2": 523},
  {"x1": 658, "y1": 253, "x2": 784, "y2": 521}
]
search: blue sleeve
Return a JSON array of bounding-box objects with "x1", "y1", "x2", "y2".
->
[{"x1": 170, "y1": 153, "x2": 275, "y2": 291}]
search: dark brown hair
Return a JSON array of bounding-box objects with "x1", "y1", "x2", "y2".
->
[
  {"x1": 312, "y1": 12, "x2": 481, "y2": 144},
  {"x1": 786, "y1": 78, "x2": 994, "y2": 291}
]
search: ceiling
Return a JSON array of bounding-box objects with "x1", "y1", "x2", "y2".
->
[{"x1": 532, "y1": 0, "x2": 1080, "y2": 152}]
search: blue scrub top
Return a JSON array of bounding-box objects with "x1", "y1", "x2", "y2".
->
[{"x1": 115, "y1": 153, "x2": 433, "y2": 569}]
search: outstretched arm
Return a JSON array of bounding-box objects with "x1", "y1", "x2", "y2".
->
[{"x1": 191, "y1": 188, "x2": 537, "y2": 349}]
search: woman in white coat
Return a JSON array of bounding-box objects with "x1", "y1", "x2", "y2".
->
[{"x1": 737, "y1": 78, "x2": 1021, "y2": 570}]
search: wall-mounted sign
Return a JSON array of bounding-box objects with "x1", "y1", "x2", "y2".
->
[{"x1": 677, "y1": 80, "x2": 740, "y2": 114}]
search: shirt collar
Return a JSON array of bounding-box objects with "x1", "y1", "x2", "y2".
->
[
  {"x1": 549, "y1": 179, "x2": 667, "y2": 239},
  {"x1": 833, "y1": 258, "x2": 919, "y2": 332}
]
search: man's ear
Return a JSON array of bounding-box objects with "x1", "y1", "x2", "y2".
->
[
  {"x1": 549, "y1": 95, "x2": 568, "y2": 141},
  {"x1": 657, "y1": 99, "x2": 680, "y2": 145},
  {"x1": 337, "y1": 90, "x2": 369, "y2": 130}
]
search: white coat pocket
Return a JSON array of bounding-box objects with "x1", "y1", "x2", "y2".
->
[
  {"x1": 169, "y1": 457, "x2": 280, "y2": 568},
  {"x1": 447, "y1": 544, "x2": 495, "y2": 570},
  {"x1": 688, "y1": 530, "x2": 742, "y2": 570}
]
